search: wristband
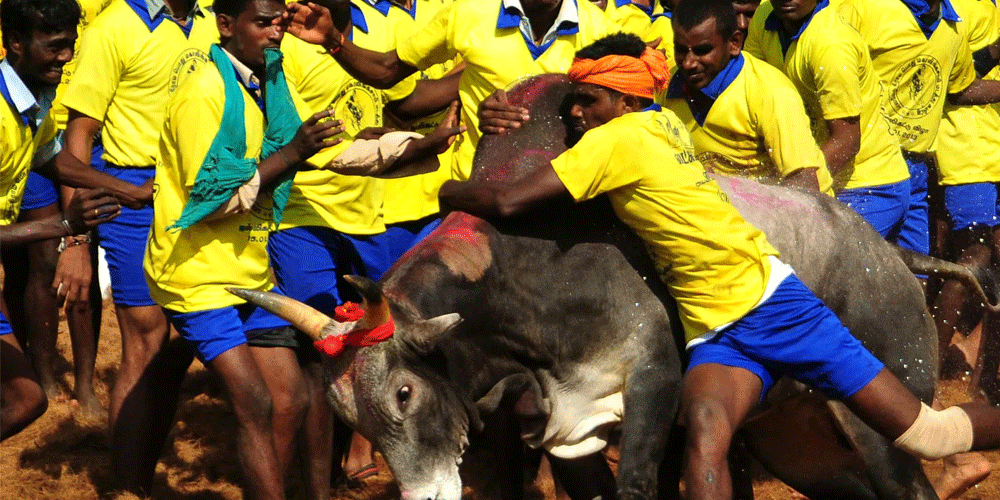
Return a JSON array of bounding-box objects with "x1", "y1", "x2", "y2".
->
[
  {"x1": 328, "y1": 32, "x2": 346, "y2": 55},
  {"x1": 58, "y1": 234, "x2": 91, "y2": 253}
]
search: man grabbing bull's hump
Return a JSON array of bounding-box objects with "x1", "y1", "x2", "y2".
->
[{"x1": 335, "y1": 32, "x2": 1000, "y2": 500}]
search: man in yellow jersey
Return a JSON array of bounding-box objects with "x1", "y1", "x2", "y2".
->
[
  {"x1": 840, "y1": 0, "x2": 1000, "y2": 258},
  {"x1": 731, "y1": 0, "x2": 758, "y2": 37},
  {"x1": 4, "y1": 0, "x2": 117, "y2": 420},
  {"x1": 280, "y1": 0, "x2": 615, "y2": 180},
  {"x1": 143, "y1": 0, "x2": 345, "y2": 495},
  {"x1": 743, "y1": 0, "x2": 913, "y2": 246},
  {"x1": 437, "y1": 32, "x2": 1000, "y2": 500},
  {"x1": 0, "y1": 0, "x2": 121, "y2": 440},
  {"x1": 53, "y1": 0, "x2": 218, "y2": 490},
  {"x1": 660, "y1": 0, "x2": 832, "y2": 194}
]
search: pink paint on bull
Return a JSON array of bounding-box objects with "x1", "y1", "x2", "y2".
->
[
  {"x1": 720, "y1": 175, "x2": 814, "y2": 213},
  {"x1": 391, "y1": 213, "x2": 494, "y2": 282}
]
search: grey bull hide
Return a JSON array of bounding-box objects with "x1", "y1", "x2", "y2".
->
[{"x1": 233, "y1": 75, "x2": 995, "y2": 500}]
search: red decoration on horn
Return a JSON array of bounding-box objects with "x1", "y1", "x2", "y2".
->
[
  {"x1": 313, "y1": 318, "x2": 396, "y2": 357},
  {"x1": 334, "y1": 302, "x2": 365, "y2": 322}
]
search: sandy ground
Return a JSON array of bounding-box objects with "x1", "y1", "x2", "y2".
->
[{"x1": 1, "y1": 301, "x2": 997, "y2": 500}]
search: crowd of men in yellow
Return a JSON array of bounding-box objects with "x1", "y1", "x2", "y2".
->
[{"x1": 4, "y1": 0, "x2": 1000, "y2": 498}]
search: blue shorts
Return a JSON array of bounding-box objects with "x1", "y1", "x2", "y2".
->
[
  {"x1": 384, "y1": 215, "x2": 442, "y2": 265},
  {"x1": 268, "y1": 226, "x2": 394, "y2": 315},
  {"x1": 836, "y1": 179, "x2": 909, "y2": 241},
  {"x1": 898, "y1": 153, "x2": 931, "y2": 255},
  {"x1": 92, "y1": 164, "x2": 156, "y2": 307},
  {"x1": 944, "y1": 183, "x2": 1000, "y2": 231},
  {"x1": 165, "y1": 288, "x2": 292, "y2": 362},
  {"x1": 687, "y1": 274, "x2": 884, "y2": 401},
  {"x1": 20, "y1": 172, "x2": 59, "y2": 211},
  {"x1": 0, "y1": 310, "x2": 12, "y2": 336}
]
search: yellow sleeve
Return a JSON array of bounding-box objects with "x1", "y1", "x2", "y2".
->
[
  {"x1": 948, "y1": 39, "x2": 977, "y2": 94},
  {"x1": 811, "y1": 38, "x2": 864, "y2": 120},
  {"x1": 60, "y1": 14, "x2": 124, "y2": 121},
  {"x1": 756, "y1": 78, "x2": 825, "y2": 176},
  {"x1": 396, "y1": 1, "x2": 458, "y2": 71},
  {"x1": 169, "y1": 91, "x2": 225, "y2": 190},
  {"x1": 550, "y1": 122, "x2": 642, "y2": 202},
  {"x1": 742, "y1": 7, "x2": 768, "y2": 60}
]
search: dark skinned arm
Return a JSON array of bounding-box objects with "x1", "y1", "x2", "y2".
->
[
  {"x1": 779, "y1": 168, "x2": 822, "y2": 192},
  {"x1": 948, "y1": 78, "x2": 1000, "y2": 105},
  {"x1": 48, "y1": 110, "x2": 154, "y2": 209},
  {"x1": 386, "y1": 71, "x2": 463, "y2": 123},
  {"x1": 479, "y1": 88, "x2": 531, "y2": 134},
  {"x1": 438, "y1": 163, "x2": 572, "y2": 219},
  {"x1": 282, "y1": 1, "x2": 417, "y2": 88},
  {"x1": 0, "y1": 188, "x2": 120, "y2": 246},
  {"x1": 821, "y1": 116, "x2": 861, "y2": 177}
]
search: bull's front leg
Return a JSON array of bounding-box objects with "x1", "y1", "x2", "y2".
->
[{"x1": 618, "y1": 359, "x2": 683, "y2": 500}]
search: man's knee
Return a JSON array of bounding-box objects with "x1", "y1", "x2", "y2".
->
[
  {"x1": 683, "y1": 398, "x2": 735, "y2": 459},
  {"x1": 894, "y1": 403, "x2": 974, "y2": 460},
  {"x1": 271, "y1": 378, "x2": 310, "y2": 423}
]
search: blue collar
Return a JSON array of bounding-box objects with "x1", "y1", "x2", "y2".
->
[
  {"x1": 614, "y1": 0, "x2": 654, "y2": 17},
  {"x1": 665, "y1": 53, "x2": 744, "y2": 125},
  {"x1": 0, "y1": 59, "x2": 39, "y2": 130},
  {"x1": 222, "y1": 47, "x2": 265, "y2": 111},
  {"x1": 643, "y1": 103, "x2": 661, "y2": 112},
  {"x1": 649, "y1": 11, "x2": 671, "y2": 21},
  {"x1": 348, "y1": 3, "x2": 368, "y2": 40},
  {"x1": 764, "y1": 0, "x2": 829, "y2": 54},
  {"x1": 359, "y1": 0, "x2": 392, "y2": 16},
  {"x1": 125, "y1": 0, "x2": 203, "y2": 36},
  {"x1": 901, "y1": 0, "x2": 961, "y2": 38},
  {"x1": 496, "y1": 0, "x2": 580, "y2": 59}
]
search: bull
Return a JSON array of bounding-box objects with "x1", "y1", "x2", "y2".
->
[{"x1": 234, "y1": 75, "x2": 996, "y2": 500}]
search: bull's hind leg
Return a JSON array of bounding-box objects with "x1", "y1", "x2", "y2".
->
[
  {"x1": 827, "y1": 402, "x2": 939, "y2": 500},
  {"x1": 969, "y1": 310, "x2": 1000, "y2": 404}
]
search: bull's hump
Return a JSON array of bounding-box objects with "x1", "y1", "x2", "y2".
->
[{"x1": 394, "y1": 213, "x2": 495, "y2": 282}]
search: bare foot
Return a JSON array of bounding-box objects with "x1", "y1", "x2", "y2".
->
[
  {"x1": 71, "y1": 391, "x2": 105, "y2": 417},
  {"x1": 934, "y1": 452, "x2": 992, "y2": 500}
]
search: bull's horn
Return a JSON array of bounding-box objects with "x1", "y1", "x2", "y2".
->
[
  {"x1": 343, "y1": 275, "x2": 392, "y2": 328},
  {"x1": 227, "y1": 288, "x2": 332, "y2": 340}
]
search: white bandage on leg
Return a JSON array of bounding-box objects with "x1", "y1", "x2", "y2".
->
[{"x1": 893, "y1": 403, "x2": 974, "y2": 460}]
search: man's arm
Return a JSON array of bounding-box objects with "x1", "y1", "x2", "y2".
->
[
  {"x1": 45, "y1": 110, "x2": 154, "y2": 209},
  {"x1": 779, "y1": 168, "x2": 822, "y2": 192},
  {"x1": 948, "y1": 78, "x2": 1000, "y2": 105},
  {"x1": 386, "y1": 71, "x2": 462, "y2": 123},
  {"x1": 0, "y1": 188, "x2": 120, "y2": 246},
  {"x1": 438, "y1": 163, "x2": 571, "y2": 219},
  {"x1": 282, "y1": 2, "x2": 418, "y2": 88},
  {"x1": 822, "y1": 117, "x2": 862, "y2": 177}
]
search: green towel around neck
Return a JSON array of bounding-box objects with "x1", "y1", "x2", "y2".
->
[{"x1": 168, "y1": 44, "x2": 303, "y2": 231}]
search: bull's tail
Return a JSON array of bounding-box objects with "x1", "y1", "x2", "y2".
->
[{"x1": 893, "y1": 246, "x2": 1000, "y2": 313}]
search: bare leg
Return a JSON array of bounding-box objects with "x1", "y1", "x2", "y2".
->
[
  {"x1": 300, "y1": 359, "x2": 334, "y2": 500},
  {"x1": 64, "y1": 250, "x2": 103, "y2": 416},
  {"x1": 210, "y1": 344, "x2": 286, "y2": 500},
  {"x1": 680, "y1": 364, "x2": 762, "y2": 500},
  {"x1": 21, "y1": 203, "x2": 62, "y2": 398},
  {"x1": 109, "y1": 304, "x2": 190, "y2": 495},
  {"x1": 1, "y1": 332, "x2": 48, "y2": 440},
  {"x1": 343, "y1": 432, "x2": 377, "y2": 481},
  {"x1": 250, "y1": 345, "x2": 310, "y2": 473},
  {"x1": 931, "y1": 227, "x2": 992, "y2": 378}
]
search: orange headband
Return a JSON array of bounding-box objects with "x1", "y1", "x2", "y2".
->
[{"x1": 567, "y1": 47, "x2": 669, "y2": 99}]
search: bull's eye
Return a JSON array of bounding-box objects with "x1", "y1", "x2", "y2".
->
[{"x1": 397, "y1": 385, "x2": 411, "y2": 409}]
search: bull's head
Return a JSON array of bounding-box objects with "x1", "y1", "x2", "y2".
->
[{"x1": 229, "y1": 278, "x2": 470, "y2": 500}]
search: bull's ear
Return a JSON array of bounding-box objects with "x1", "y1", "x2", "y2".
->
[{"x1": 401, "y1": 313, "x2": 462, "y2": 354}]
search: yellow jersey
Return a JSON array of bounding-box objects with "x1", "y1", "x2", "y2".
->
[
  {"x1": 744, "y1": 0, "x2": 909, "y2": 191},
  {"x1": 660, "y1": 53, "x2": 834, "y2": 194},
  {"x1": 280, "y1": 1, "x2": 406, "y2": 235},
  {"x1": 61, "y1": 0, "x2": 217, "y2": 167},
  {"x1": 144, "y1": 60, "x2": 310, "y2": 312},
  {"x1": 643, "y1": 12, "x2": 676, "y2": 71},
  {"x1": 0, "y1": 61, "x2": 58, "y2": 225},
  {"x1": 51, "y1": 0, "x2": 116, "y2": 130},
  {"x1": 396, "y1": 0, "x2": 614, "y2": 180},
  {"x1": 551, "y1": 107, "x2": 779, "y2": 341},
  {"x1": 935, "y1": 0, "x2": 1000, "y2": 184},
  {"x1": 841, "y1": 0, "x2": 976, "y2": 153},
  {"x1": 604, "y1": 0, "x2": 660, "y2": 36}
]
